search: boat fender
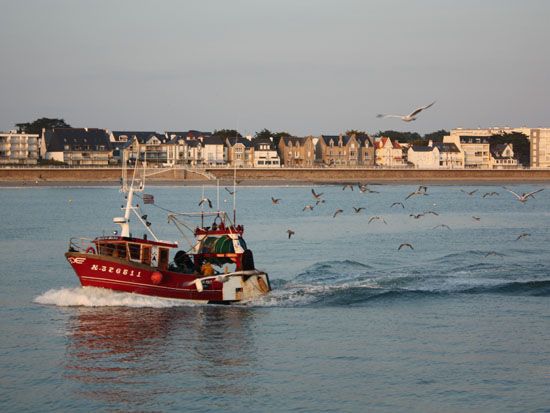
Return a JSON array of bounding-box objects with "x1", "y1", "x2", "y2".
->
[
  {"x1": 85, "y1": 246, "x2": 96, "y2": 254},
  {"x1": 151, "y1": 271, "x2": 163, "y2": 285},
  {"x1": 242, "y1": 249, "x2": 255, "y2": 271}
]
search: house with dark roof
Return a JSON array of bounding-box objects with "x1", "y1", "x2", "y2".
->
[
  {"x1": 443, "y1": 134, "x2": 490, "y2": 168},
  {"x1": 353, "y1": 134, "x2": 375, "y2": 166},
  {"x1": 277, "y1": 136, "x2": 315, "y2": 167},
  {"x1": 315, "y1": 134, "x2": 361, "y2": 166},
  {"x1": 111, "y1": 131, "x2": 169, "y2": 165},
  {"x1": 202, "y1": 136, "x2": 226, "y2": 165},
  {"x1": 407, "y1": 144, "x2": 440, "y2": 168},
  {"x1": 225, "y1": 137, "x2": 253, "y2": 167},
  {"x1": 44, "y1": 128, "x2": 112, "y2": 166},
  {"x1": 433, "y1": 142, "x2": 464, "y2": 168},
  {"x1": 252, "y1": 137, "x2": 280, "y2": 167},
  {"x1": 490, "y1": 143, "x2": 518, "y2": 169}
]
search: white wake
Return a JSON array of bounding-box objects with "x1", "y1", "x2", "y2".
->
[{"x1": 34, "y1": 286, "x2": 196, "y2": 308}]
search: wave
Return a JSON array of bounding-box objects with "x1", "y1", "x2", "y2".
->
[
  {"x1": 463, "y1": 280, "x2": 550, "y2": 296},
  {"x1": 34, "y1": 287, "x2": 198, "y2": 308}
]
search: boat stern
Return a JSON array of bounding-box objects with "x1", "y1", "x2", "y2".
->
[{"x1": 220, "y1": 270, "x2": 271, "y2": 302}]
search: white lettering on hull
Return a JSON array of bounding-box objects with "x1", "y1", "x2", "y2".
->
[{"x1": 90, "y1": 263, "x2": 141, "y2": 277}]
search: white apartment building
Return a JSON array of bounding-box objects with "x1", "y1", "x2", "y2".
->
[
  {"x1": 0, "y1": 131, "x2": 40, "y2": 164},
  {"x1": 529, "y1": 128, "x2": 550, "y2": 168}
]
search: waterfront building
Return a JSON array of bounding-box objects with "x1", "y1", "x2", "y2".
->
[
  {"x1": 278, "y1": 136, "x2": 315, "y2": 167},
  {"x1": 374, "y1": 137, "x2": 405, "y2": 167},
  {"x1": 315, "y1": 134, "x2": 360, "y2": 166},
  {"x1": 354, "y1": 134, "x2": 376, "y2": 167},
  {"x1": 433, "y1": 142, "x2": 464, "y2": 168},
  {"x1": 164, "y1": 131, "x2": 213, "y2": 166},
  {"x1": 225, "y1": 136, "x2": 253, "y2": 167},
  {"x1": 444, "y1": 135, "x2": 491, "y2": 168},
  {"x1": 407, "y1": 144, "x2": 440, "y2": 168},
  {"x1": 111, "y1": 131, "x2": 169, "y2": 165},
  {"x1": 44, "y1": 128, "x2": 111, "y2": 166},
  {"x1": 0, "y1": 130, "x2": 39, "y2": 165},
  {"x1": 252, "y1": 137, "x2": 281, "y2": 167},
  {"x1": 529, "y1": 128, "x2": 550, "y2": 168},
  {"x1": 490, "y1": 143, "x2": 518, "y2": 169}
]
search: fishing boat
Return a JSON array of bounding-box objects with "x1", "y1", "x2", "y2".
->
[{"x1": 65, "y1": 148, "x2": 271, "y2": 304}]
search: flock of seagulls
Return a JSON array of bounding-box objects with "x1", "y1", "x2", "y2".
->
[
  {"x1": 263, "y1": 183, "x2": 545, "y2": 253},
  {"x1": 193, "y1": 182, "x2": 544, "y2": 255}
]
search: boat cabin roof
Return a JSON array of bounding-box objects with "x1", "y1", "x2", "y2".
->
[{"x1": 93, "y1": 235, "x2": 178, "y2": 249}]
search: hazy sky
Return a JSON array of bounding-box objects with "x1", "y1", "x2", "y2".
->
[{"x1": 1, "y1": 0, "x2": 549, "y2": 136}]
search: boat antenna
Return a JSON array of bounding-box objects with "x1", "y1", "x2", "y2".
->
[
  {"x1": 233, "y1": 128, "x2": 238, "y2": 223},
  {"x1": 216, "y1": 178, "x2": 220, "y2": 211},
  {"x1": 200, "y1": 185, "x2": 205, "y2": 228}
]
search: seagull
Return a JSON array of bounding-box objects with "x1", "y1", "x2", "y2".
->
[
  {"x1": 377, "y1": 101, "x2": 436, "y2": 122},
  {"x1": 315, "y1": 199, "x2": 326, "y2": 206},
  {"x1": 405, "y1": 186, "x2": 429, "y2": 200},
  {"x1": 424, "y1": 210, "x2": 439, "y2": 216},
  {"x1": 410, "y1": 213, "x2": 424, "y2": 219},
  {"x1": 433, "y1": 224, "x2": 451, "y2": 230},
  {"x1": 352, "y1": 207, "x2": 365, "y2": 213},
  {"x1": 358, "y1": 184, "x2": 379, "y2": 194},
  {"x1": 311, "y1": 189, "x2": 324, "y2": 200},
  {"x1": 482, "y1": 191, "x2": 499, "y2": 198},
  {"x1": 515, "y1": 232, "x2": 531, "y2": 241},
  {"x1": 461, "y1": 189, "x2": 478, "y2": 196},
  {"x1": 484, "y1": 251, "x2": 498, "y2": 258},
  {"x1": 303, "y1": 205, "x2": 314, "y2": 211},
  {"x1": 503, "y1": 187, "x2": 544, "y2": 203},
  {"x1": 472, "y1": 216, "x2": 481, "y2": 221},
  {"x1": 287, "y1": 229, "x2": 295, "y2": 239},
  {"x1": 398, "y1": 243, "x2": 414, "y2": 250},
  {"x1": 391, "y1": 202, "x2": 405, "y2": 208},
  {"x1": 225, "y1": 187, "x2": 236, "y2": 195},
  {"x1": 333, "y1": 209, "x2": 344, "y2": 218},
  {"x1": 199, "y1": 197, "x2": 212, "y2": 208},
  {"x1": 342, "y1": 184, "x2": 354, "y2": 191},
  {"x1": 369, "y1": 216, "x2": 387, "y2": 224},
  {"x1": 271, "y1": 197, "x2": 281, "y2": 204}
]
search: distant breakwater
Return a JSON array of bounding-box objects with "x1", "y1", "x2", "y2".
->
[{"x1": 1, "y1": 167, "x2": 550, "y2": 184}]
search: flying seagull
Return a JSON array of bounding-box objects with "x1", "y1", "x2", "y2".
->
[
  {"x1": 472, "y1": 216, "x2": 481, "y2": 221},
  {"x1": 199, "y1": 197, "x2": 212, "y2": 208},
  {"x1": 398, "y1": 243, "x2": 414, "y2": 251},
  {"x1": 353, "y1": 207, "x2": 365, "y2": 213},
  {"x1": 405, "y1": 186, "x2": 429, "y2": 200},
  {"x1": 515, "y1": 232, "x2": 531, "y2": 241},
  {"x1": 433, "y1": 224, "x2": 451, "y2": 230},
  {"x1": 342, "y1": 184, "x2": 354, "y2": 191},
  {"x1": 482, "y1": 191, "x2": 499, "y2": 198},
  {"x1": 410, "y1": 213, "x2": 424, "y2": 219},
  {"x1": 333, "y1": 208, "x2": 344, "y2": 218},
  {"x1": 461, "y1": 189, "x2": 478, "y2": 196},
  {"x1": 311, "y1": 188, "x2": 324, "y2": 200},
  {"x1": 287, "y1": 229, "x2": 295, "y2": 239},
  {"x1": 303, "y1": 205, "x2": 314, "y2": 211},
  {"x1": 225, "y1": 187, "x2": 235, "y2": 195},
  {"x1": 271, "y1": 197, "x2": 281, "y2": 204},
  {"x1": 503, "y1": 187, "x2": 544, "y2": 203},
  {"x1": 369, "y1": 216, "x2": 387, "y2": 225},
  {"x1": 391, "y1": 202, "x2": 405, "y2": 208},
  {"x1": 424, "y1": 210, "x2": 439, "y2": 216},
  {"x1": 377, "y1": 101, "x2": 436, "y2": 122}
]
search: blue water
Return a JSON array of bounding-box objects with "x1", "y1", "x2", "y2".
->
[{"x1": 1, "y1": 184, "x2": 549, "y2": 412}]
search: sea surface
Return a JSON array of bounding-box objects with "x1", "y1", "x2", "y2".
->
[{"x1": 1, "y1": 183, "x2": 549, "y2": 413}]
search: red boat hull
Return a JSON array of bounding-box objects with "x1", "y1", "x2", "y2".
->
[{"x1": 66, "y1": 252, "x2": 224, "y2": 303}]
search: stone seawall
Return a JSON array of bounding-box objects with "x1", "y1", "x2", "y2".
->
[{"x1": 1, "y1": 167, "x2": 550, "y2": 184}]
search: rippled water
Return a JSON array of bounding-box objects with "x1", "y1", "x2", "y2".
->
[{"x1": 1, "y1": 184, "x2": 550, "y2": 412}]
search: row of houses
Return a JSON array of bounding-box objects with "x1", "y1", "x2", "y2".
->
[{"x1": 1, "y1": 126, "x2": 549, "y2": 168}]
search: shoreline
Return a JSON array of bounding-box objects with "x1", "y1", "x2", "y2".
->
[
  {"x1": 1, "y1": 178, "x2": 549, "y2": 188},
  {"x1": 1, "y1": 167, "x2": 550, "y2": 187}
]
